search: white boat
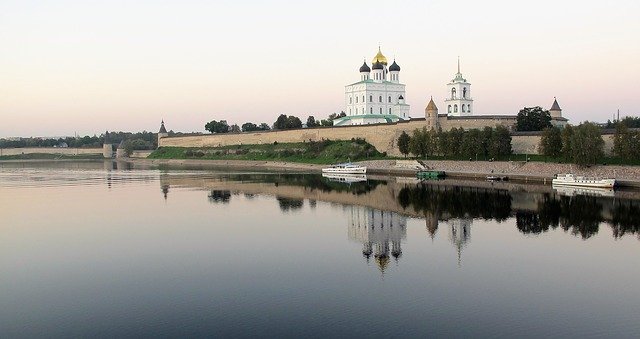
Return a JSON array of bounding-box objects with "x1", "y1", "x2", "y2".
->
[
  {"x1": 551, "y1": 173, "x2": 616, "y2": 188},
  {"x1": 322, "y1": 173, "x2": 367, "y2": 183},
  {"x1": 321, "y1": 162, "x2": 367, "y2": 174}
]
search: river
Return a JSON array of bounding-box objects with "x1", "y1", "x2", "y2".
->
[{"x1": 0, "y1": 161, "x2": 638, "y2": 337}]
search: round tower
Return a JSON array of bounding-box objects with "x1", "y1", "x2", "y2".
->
[
  {"x1": 425, "y1": 97, "x2": 439, "y2": 130},
  {"x1": 115, "y1": 140, "x2": 126, "y2": 158},
  {"x1": 157, "y1": 120, "x2": 168, "y2": 148},
  {"x1": 102, "y1": 130, "x2": 113, "y2": 158}
]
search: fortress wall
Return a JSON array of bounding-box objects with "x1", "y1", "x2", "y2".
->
[
  {"x1": 0, "y1": 147, "x2": 102, "y2": 156},
  {"x1": 160, "y1": 120, "x2": 617, "y2": 156},
  {"x1": 438, "y1": 116, "x2": 517, "y2": 131}
]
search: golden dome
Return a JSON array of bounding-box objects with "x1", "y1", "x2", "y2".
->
[{"x1": 372, "y1": 47, "x2": 388, "y2": 66}]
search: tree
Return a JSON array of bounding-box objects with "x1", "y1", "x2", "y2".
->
[
  {"x1": 306, "y1": 116, "x2": 317, "y2": 128},
  {"x1": 273, "y1": 114, "x2": 288, "y2": 130},
  {"x1": 561, "y1": 125, "x2": 574, "y2": 160},
  {"x1": 516, "y1": 106, "x2": 552, "y2": 131},
  {"x1": 570, "y1": 122, "x2": 604, "y2": 166},
  {"x1": 258, "y1": 123, "x2": 271, "y2": 131},
  {"x1": 397, "y1": 131, "x2": 411, "y2": 158},
  {"x1": 540, "y1": 126, "x2": 562, "y2": 158},
  {"x1": 409, "y1": 127, "x2": 429, "y2": 158},
  {"x1": 489, "y1": 126, "x2": 512, "y2": 157},
  {"x1": 613, "y1": 123, "x2": 639, "y2": 161},
  {"x1": 204, "y1": 120, "x2": 229, "y2": 133},
  {"x1": 286, "y1": 115, "x2": 302, "y2": 129},
  {"x1": 241, "y1": 122, "x2": 258, "y2": 132},
  {"x1": 273, "y1": 114, "x2": 303, "y2": 130},
  {"x1": 229, "y1": 124, "x2": 241, "y2": 133}
]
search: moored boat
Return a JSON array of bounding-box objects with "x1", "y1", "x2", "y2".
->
[
  {"x1": 322, "y1": 162, "x2": 367, "y2": 174},
  {"x1": 416, "y1": 170, "x2": 445, "y2": 179},
  {"x1": 552, "y1": 173, "x2": 616, "y2": 188}
]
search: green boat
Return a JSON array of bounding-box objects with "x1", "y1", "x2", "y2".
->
[{"x1": 416, "y1": 170, "x2": 446, "y2": 179}]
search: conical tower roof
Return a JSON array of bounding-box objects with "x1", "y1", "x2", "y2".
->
[
  {"x1": 426, "y1": 97, "x2": 438, "y2": 111},
  {"x1": 550, "y1": 98, "x2": 561, "y2": 111},
  {"x1": 159, "y1": 120, "x2": 167, "y2": 133}
]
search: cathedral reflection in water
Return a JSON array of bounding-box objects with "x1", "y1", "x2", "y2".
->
[{"x1": 347, "y1": 206, "x2": 407, "y2": 273}]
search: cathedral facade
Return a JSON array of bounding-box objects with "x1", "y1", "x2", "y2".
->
[{"x1": 333, "y1": 47, "x2": 410, "y2": 126}]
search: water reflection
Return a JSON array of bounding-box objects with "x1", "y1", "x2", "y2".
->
[
  {"x1": 398, "y1": 183, "x2": 640, "y2": 240},
  {"x1": 448, "y1": 219, "x2": 472, "y2": 265},
  {"x1": 347, "y1": 206, "x2": 406, "y2": 273}
]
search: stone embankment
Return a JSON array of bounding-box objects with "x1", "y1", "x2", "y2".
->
[{"x1": 361, "y1": 159, "x2": 640, "y2": 187}]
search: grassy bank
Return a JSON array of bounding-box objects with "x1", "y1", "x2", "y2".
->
[
  {"x1": 148, "y1": 139, "x2": 385, "y2": 164},
  {"x1": 0, "y1": 153, "x2": 104, "y2": 160}
]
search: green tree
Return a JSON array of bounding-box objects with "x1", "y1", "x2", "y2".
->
[
  {"x1": 274, "y1": 114, "x2": 303, "y2": 130},
  {"x1": 258, "y1": 123, "x2": 271, "y2": 130},
  {"x1": 241, "y1": 122, "x2": 258, "y2": 132},
  {"x1": 306, "y1": 116, "x2": 317, "y2": 128},
  {"x1": 204, "y1": 120, "x2": 229, "y2": 133},
  {"x1": 570, "y1": 122, "x2": 604, "y2": 166},
  {"x1": 229, "y1": 124, "x2": 241, "y2": 133},
  {"x1": 516, "y1": 106, "x2": 552, "y2": 131},
  {"x1": 409, "y1": 127, "x2": 429, "y2": 158},
  {"x1": 540, "y1": 126, "x2": 562, "y2": 158},
  {"x1": 613, "y1": 123, "x2": 639, "y2": 161},
  {"x1": 397, "y1": 131, "x2": 411, "y2": 158},
  {"x1": 561, "y1": 125, "x2": 574, "y2": 160}
]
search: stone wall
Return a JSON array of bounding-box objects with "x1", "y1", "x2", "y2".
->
[
  {"x1": 160, "y1": 119, "x2": 616, "y2": 156},
  {"x1": 0, "y1": 147, "x2": 103, "y2": 156}
]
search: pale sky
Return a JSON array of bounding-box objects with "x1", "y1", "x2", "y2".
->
[{"x1": 1, "y1": 0, "x2": 639, "y2": 137}]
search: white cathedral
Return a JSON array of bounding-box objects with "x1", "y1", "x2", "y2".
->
[{"x1": 333, "y1": 47, "x2": 410, "y2": 126}]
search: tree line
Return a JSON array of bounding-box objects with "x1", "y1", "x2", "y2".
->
[
  {"x1": 204, "y1": 112, "x2": 346, "y2": 134},
  {"x1": 397, "y1": 126, "x2": 512, "y2": 159},
  {"x1": 0, "y1": 131, "x2": 159, "y2": 150}
]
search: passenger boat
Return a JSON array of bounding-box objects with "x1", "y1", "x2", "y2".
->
[
  {"x1": 553, "y1": 185, "x2": 615, "y2": 198},
  {"x1": 321, "y1": 162, "x2": 367, "y2": 174},
  {"x1": 416, "y1": 170, "x2": 445, "y2": 179},
  {"x1": 551, "y1": 173, "x2": 616, "y2": 188}
]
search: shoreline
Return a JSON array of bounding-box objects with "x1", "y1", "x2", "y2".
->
[{"x1": 3, "y1": 157, "x2": 640, "y2": 188}]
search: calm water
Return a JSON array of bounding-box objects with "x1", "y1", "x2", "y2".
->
[{"x1": 0, "y1": 161, "x2": 639, "y2": 338}]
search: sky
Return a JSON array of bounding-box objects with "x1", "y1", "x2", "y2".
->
[{"x1": 1, "y1": 0, "x2": 639, "y2": 137}]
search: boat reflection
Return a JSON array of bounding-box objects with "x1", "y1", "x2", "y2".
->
[
  {"x1": 322, "y1": 173, "x2": 367, "y2": 184},
  {"x1": 553, "y1": 184, "x2": 615, "y2": 197}
]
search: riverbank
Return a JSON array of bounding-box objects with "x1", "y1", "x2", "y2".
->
[{"x1": 3, "y1": 157, "x2": 639, "y2": 188}]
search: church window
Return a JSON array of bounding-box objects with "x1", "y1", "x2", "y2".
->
[
  {"x1": 451, "y1": 88, "x2": 457, "y2": 99},
  {"x1": 454, "y1": 104, "x2": 458, "y2": 113},
  {"x1": 379, "y1": 107, "x2": 382, "y2": 114},
  {"x1": 379, "y1": 96, "x2": 382, "y2": 102},
  {"x1": 448, "y1": 105, "x2": 452, "y2": 113},
  {"x1": 349, "y1": 97, "x2": 352, "y2": 104},
  {"x1": 462, "y1": 104, "x2": 466, "y2": 112},
  {"x1": 370, "y1": 107, "x2": 373, "y2": 114},
  {"x1": 463, "y1": 87, "x2": 467, "y2": 98},
  {"x1": 369, "y1": 95, "x2": 372, "y2": 102},
  {"x1": 468, "y1": 105, "x2": 471, "y2": 113},
  {"x1": 388, "y1": 96, "x2": 391, "y2": 103},
  {"x1": 389, "y1": 107, "x2": 392, "y2": 114},
  {"x1": 349, "y1": 108, "x2": 351, "y2": 115},
  {"x1": 356, "y1": 97, "x2": 358, "y2": 103},
  {"x1": 362, "y1": 96, "x2": 365, "y2": 102}
]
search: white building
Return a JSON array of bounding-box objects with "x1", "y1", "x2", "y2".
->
[
  {"x1": 334, "y1": 47, "x2": 410, "y2": 126},
  {"x1": 444, "y1": 58, "x2": 473, "y2": 116}
]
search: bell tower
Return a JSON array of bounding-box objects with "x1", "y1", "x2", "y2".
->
[{"x1": 444, "y1": 57, "x2": 473, "y2": 116}]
